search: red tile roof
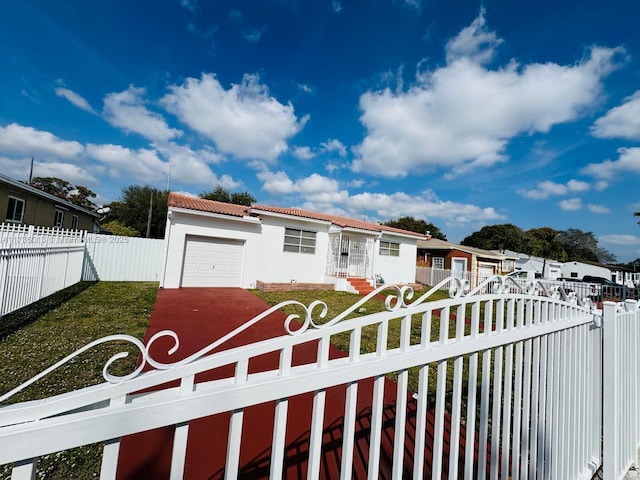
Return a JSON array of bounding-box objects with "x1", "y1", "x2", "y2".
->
[
  {"x1": 250, "y1": 205, "x2": 426, "y2": 238},
  {"x1": 168, "y1": 192, "x2": 426, "y2": 239},
  {"x1": 168, "y1": 193, "x2": 249, "y2": 217}
]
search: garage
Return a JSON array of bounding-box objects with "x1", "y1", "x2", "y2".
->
[
  {"x1": 181, "y1": 236, "x2": 245, "y2": 287},
  {"x1": 478, "y1": 264, "x2": 494, "y2": 281}
]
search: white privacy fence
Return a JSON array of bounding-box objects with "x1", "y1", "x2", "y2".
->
[
  {"x1": 0, "y1": 224, "x2": 163, "y2": 318},
  {"x1": 1, "y1": 276, "x2": 638, "y2": 479},
  {"x1": 84, "y1": 234, "x2": 163, "y2": 281}
]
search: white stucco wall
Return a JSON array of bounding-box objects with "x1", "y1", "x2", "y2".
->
[
  {"x1": 161, "y1": 208, "x2": 421, "y2": 289},
  {"x1": 372, "y1": 234, "x2": 418, "y2": 285},
  {"x1": 161, "y1": 209, "x2": 334, "y2": 289},
  {"x1": 560, "y1": 261, "x2": 611, "y2": 280}
]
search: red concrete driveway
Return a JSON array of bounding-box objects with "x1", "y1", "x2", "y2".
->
[{"x1": 116, "y1": 288, "x2": 468, "y2": 479}]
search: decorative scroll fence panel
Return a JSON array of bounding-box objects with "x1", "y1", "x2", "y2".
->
[{"x1": 1, "y1": 276, "x2": 623, "y2": 479}]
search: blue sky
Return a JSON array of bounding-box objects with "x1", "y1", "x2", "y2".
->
[{"x1": 1, "y1": 0, "x2": 640, "y2": 261}]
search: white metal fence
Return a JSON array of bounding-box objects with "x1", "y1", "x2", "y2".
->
[
  {"x1": 1, "y1": 276, "x2": 638, "y2": 479},
  {"x1": 84, "y1": 234, "x2": 163, "y2": 281},
  {"x1": 0, "y1": 224, "x2": 163, "y2": 318}
]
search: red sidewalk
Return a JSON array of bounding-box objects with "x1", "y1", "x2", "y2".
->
[{"x1": 116, "y1": 288, "x2": 467, "y2": 479}]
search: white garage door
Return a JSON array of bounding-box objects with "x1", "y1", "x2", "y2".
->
[
  {"x1": 181, "y1": 236, "x2": 245, "y2": 287},
  {"x1": 479, "y1": 265, "x2": 494, "y2": 281}
]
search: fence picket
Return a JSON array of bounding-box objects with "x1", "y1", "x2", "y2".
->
[{"x1": 1, "y1": 275, "x2": 638, "y2": 479}]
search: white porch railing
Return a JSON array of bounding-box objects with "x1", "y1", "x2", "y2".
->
[{"x1": 2, "y1": 276, "x2": 638, "y2": 478}]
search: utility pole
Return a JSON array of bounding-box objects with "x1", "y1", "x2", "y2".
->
[
  {"x1": 146, "y1": 191, "x2": 153, "y2": 238},
  {"x1": 28, "y1": 157, "x2": 34, "y2": 184}
]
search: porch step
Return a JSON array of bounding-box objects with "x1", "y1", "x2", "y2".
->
[{"x1": 347, "y1": 277, "x2": 375, "y2": 296}]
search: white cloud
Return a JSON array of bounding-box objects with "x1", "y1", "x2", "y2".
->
[
  {"x1": 257, "y1": 170, "x2": 504, "y2": 225},
  {"x1": 257, "y1": 169, "x2": 296, "y2": 195},
  {"x1": 0, "y1": 123, "x2": 84, "y2": 158},
  {"x1": 587, "y1": 204, "x2": 610, "y2": 214},
  {"x1": 86, "y1": 143, "x2": 170, "y2": 183},
  {"x1": 353, "y1": 11, "x2": 624, "y2": 178},
  {"x1": 179, "y1": 0, "x2": 196, "y2": 12},
  {"x1": 292, "y1": 146, "x2": 315, "y2": 160},
  {"x1": 321, "y1": 138, "x2": 347, "y2": 157},
  {"x1": 331, "y1": 0, "x2": 343, "y2": 13},
  {"x1": 103, "y1": 85, "x2": 183, "y2": 142},
  {"x1": 582, "y1": 147, "x2": 640, "y2": 179},
  {"x1": 244, "y1": 29, "x2": 263, "y2": 43},
  {"x1": 445, "y1": 8, "x2": 502, "y2": 65},
  {"x1": 518, "y1": 179, "x2": 590, "y2": 199},
  {"x1": 161, "y1": 73, "x2": 307, "y2": 162},
  {"x1": 599, "y1": 234, "x2": 640, "y2": 246},
  {"x1": 592, "y1": 90, "x2": 640, "y2": 140},
  {"x1": 297, "y1": 83, "x2": 314, "y2": 94},
  {"x1": 0, "y1": 156, "x2": 96, "y2": 185},
  {"x1": 558, "y1": 198, "x2": 582, "y2": 211},
  {"x1": 55, "y1": 87, "x2": 97, "y2": 114},
  {"x1": 154, "y1": 142, "x2": 231, "y2": 186}
]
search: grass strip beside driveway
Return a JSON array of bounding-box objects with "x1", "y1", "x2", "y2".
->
[{"x1": 0, "y1": 281, "x2": 158, "y2": 479}]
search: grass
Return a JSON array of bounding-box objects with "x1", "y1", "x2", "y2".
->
[
  {"x1": 252, "y1": 287, "x2": 458, "y2": 392},
  {"x1": 0, "y1": 281, "x2": 158, "y2": 479}
]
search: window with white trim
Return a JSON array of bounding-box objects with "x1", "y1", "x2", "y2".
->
[
  {"x1": 54, "y1": 210, "x2": 64, "y2": 228},
  {"x1": 283, "y1": 227, "x2": 316, "y2": 254},
  {"x1": 71, "y1": 215, "x2": 79, "y2": 229},
  {"x1": 379, "y1": 241, "x2": 400, "y2": 256},
  {"x1": 5, "y1": 196, "x2": 25, "y2": 223},
  {"x1": 433, "y1": 257, "x2": 445, "y2": 269}
]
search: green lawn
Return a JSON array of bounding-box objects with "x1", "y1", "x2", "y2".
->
[
  {"x1": 252, "y1": 286, "x2": 457, "y2": 394},
  {"x1": 1, "y1": 283, "x2": 462, "y2": 478},
  {"x1": 0, "y1": 281, "x2": 158, "y2": 479}
]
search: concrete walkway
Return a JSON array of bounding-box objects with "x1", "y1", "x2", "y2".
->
[{"x1": 116, "y1": 288, "x2": 463, "y2": 479}]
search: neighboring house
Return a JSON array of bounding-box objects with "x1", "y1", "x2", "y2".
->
[
  {"x1": 500, "y1": 250, "x2": 563, "y2": 280},
  {"x1": 160, "y1": 193, "x2": 426, "y2": 291},
  {"x1": 561, "y1": 261, "x2": 612, "y2": 281},
  {"x1": 0, "y1": 173, "x2": 98, "y2": 231},
  {"x1": 416, "y1": 238, "x2": 514, "y2": 286}
]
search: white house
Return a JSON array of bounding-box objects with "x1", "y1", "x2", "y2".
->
[
  {"x1": 561, "y1": 261, "x2": 612, "y2": 281},
  {"x1": 160, "y1": 193, "x2": 426, "y2": 291},
  {"x1": 499, "y1": 250, "x2": 563, "y2": 280}
]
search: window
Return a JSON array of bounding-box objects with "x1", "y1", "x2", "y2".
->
[
  {"x1": 54, "y1": 210, "x2": 64, "y2": 228},
  {"x1": 71, "y1": 215, "x2": 79, "y2": 229},
  {"x1": 283, "y1": 228, "x2": 316, "y2": 254},
  {"x1": 433, "y1": 257, "x2": 445, "y2": 269},
  {"x1": 379, "y1": 241, "x2": 400, "y2": 256},
  {"x1": 5, "y1": 196, "x2": 25, "y2": 223}
]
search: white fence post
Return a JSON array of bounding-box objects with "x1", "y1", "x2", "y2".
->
[{"x1": 602, "y1": 300, "x2": 640, "y2": 480}]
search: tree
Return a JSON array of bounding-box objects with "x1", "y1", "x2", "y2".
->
[
  {"x1": 103, "y1": 185, "x2": 169, "y2": 239},
  {"x1": 526, "y1": 227, "x2": 567, "y2": 275},
  {"x1": 68, "y1": 185, "x2": 98, "y2": 210},
  {"x1": 201, "y1": 185, "x2": 231, "y2": 203},
  {"x1": 635, "y1": 210, "x2": 640, "y2": 226},
  {"x1": 29, "y1": 176, "x2": 97, "y2": 210},
  {"x1": 100, "y1": 220, "x2": 140, "y2": 237},
  {"x1": 200, "y1": 185, "x2": 256, "y2": 206},
  {"x1": 461, "y1": 224, "x2": 529, "y2": 252},
  {"x1": 230, "y1": 191, "x2": 256, "y2": 206},
  {"x1": 30, "y1": 177, "x2": 72, "y2": 198},
  {"x1": 382, "y1": 217, "x2": 447, "y2": 240},
  {"x1": 556, "y1": 228, "x2": 599, "y2": 262}
]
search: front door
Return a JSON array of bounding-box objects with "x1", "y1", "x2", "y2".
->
[
  {"x1": 451, "y1": 257, "x2": 467, "y2": 280},
  {"x1": 329, "y1": 234, "x2": 372, "y2": 278}
]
